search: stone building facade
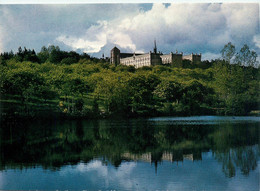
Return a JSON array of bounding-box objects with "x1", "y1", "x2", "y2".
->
[
  {"x1": 160, "y1": 52, "x2": 183, "y2": 67},
  {"x1": 119, "y1": 52, "x2": 162, "y2": 68},
  {"x1": 183, "y1": 53, "x2": 202, "y2": 63},
  {"x1": 110, "y1": 42, "x2": 201, "y2": 68}
]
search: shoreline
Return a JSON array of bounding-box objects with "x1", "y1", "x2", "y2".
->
[{"x1": 1, "y1": 111, "x2": 259, "y2": 123}]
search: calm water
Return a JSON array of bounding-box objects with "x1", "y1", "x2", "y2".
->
[{"x1": 0, "y1": 116, "x2": 259, "y2": 191}]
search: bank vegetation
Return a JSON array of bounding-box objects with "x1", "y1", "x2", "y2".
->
[{"x1": 0, "y1": 43, "x2": 259, "y2": 119}]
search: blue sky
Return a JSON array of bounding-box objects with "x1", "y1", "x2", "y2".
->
[
  {"x1": 1, "y1": 157, "x2": 259, "y2": 190},
  {"x1": 0, "y1": 3, "x2": 259, "y2": 60}
]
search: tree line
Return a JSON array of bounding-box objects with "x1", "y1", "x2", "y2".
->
[
  {"x1": 0, "y1": 45, "x2": 102, "y2": 65},
  {"x1": 0, "y1": 119, "x2": 258, "y2": 178},
  {"x1": 0, "y1": 43, "x2": 259, "y2": 118}
]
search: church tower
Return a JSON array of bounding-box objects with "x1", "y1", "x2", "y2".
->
[
  {"x1": 154, "y1": 39, "x2": 157, "y2": 54},
  {"x1": 110, "y1": 46, "x2": 120, "y2": 66}
]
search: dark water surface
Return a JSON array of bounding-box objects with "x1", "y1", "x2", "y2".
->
[{"x1": 0, "y1": 116, "x2": 259, "y2": 191}]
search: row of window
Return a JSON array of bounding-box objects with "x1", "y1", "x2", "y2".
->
[
  {"x1": 121, "y1": 57, "x2": 150, "y2": 65},
  {"x1": 121, "y1": 59, "x2": 151, "y2": 68}
]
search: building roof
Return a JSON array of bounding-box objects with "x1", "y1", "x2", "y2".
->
[
  {"x1": 120, "y1": 53, "x2": 143, "y2": 58},
  {"x1": 111, "y1": 46, "x2": 120, "y2": 51}
]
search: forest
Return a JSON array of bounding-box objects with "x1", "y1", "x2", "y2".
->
[{"x1": 0, "y1": 43, "x2": 259, "y2": 119}]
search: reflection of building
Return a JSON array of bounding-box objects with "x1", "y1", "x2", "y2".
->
[
  {"x1": 183, "y1": 154, "x2": 194, "y2": 161},
  {"x1": 122, "y1": 152, "x2": 152, "y2": 163},
  {"x1": 121, "y1": 151, "x2": 202, "y2": 163},
  {"x1": 110, "y1": 40, "x2": 201, "y2": 68},
  {"x1": 162, "y1": 152, "x2": 173, "y2": 162}
]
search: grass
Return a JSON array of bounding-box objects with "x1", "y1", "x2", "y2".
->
[{"x1": 0, "y1": 93, "x2": 107, "y2": 118}]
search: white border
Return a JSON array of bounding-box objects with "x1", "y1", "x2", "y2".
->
[{"x1": 0, "y1": 0, "x2": 259, "y2": 4}]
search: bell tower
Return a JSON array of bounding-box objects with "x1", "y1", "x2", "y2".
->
[
  {"x1": 154, "y1": 39, "x2": 157, "y2": 54},
  {"x1": 110, "y1": 46, "x2": 120, "y2": 66}
]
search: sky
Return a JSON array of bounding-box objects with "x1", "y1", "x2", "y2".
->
[
  {"x1": 1, "y1": 157, "x2": 259, "y2": 190},
  {"x1": 0, "y1": 3, "x2": 259, "y2": 60}
]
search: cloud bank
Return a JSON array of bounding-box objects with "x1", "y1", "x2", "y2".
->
[
  {"x1": 0, "y1": 3, "x2": 259, "y2": 60},
  {"x1": 56, "y1": 3, "x2": 259, "y2": 59}
]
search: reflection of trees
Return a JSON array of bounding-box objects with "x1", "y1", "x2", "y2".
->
[
  {"x1": 0, "y1": 119, "x2": 259, "y2": 177},
  {"x1": 211, "y1": 122, "x2": 259, "y2": 177},
  {"x1": 234, "y1": 146, "x2": 258, "y2": 175},
  {"x1": 213, "y1": 146, "x2": 259, "y2": 177}
]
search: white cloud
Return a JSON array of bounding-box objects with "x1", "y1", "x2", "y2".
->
[
  {"x1": 0, "y1": 3, "x2": 258, "y2": 60},
  {"x1": 56, "y1": 18, "x2": 137, "y2": 53},
  {"x1": 58, "y1": 160, "x2": 138, "y2": 190},
  {"x1": 56, "y1": 3, "x2": 258, "y2": 59},
  {"x1": 221, "y1": 4, "x2": 259, "y2": 40},
  {"x1": 0, "y1": 6, "x2": 15, "y2": 51},
  {"x1": 253, "y1": 34, "x2": 260, "y2": 49},
  {"x1": 56, "y1": 32, "x2": 107, "y2": 53},
  {"x1": 0, "y1": 4, "x2": 141, "y2": 53},
  {"x1": 1, "y1": 0, "x2": 259, "y2": 3},
  {"x1": 202, "y1": 52, "x2": 221, "y2": 61},
  {"x1": 61, "y1": 160, "x2": 137, "y2": 180}
]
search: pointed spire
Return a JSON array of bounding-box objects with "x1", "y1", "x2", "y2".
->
[
  {"x1": 154, "y1": 39, "x2": 157, "y2": 54},
  {"x1": 154, "y1": 161, "x2": 158, "y2": 174}
]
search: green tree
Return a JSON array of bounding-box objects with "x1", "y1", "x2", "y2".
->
[
  {"x1": 153, "y1": 80, "x2": 181, "y2": 102},
  {"x1": 235, "y1": 44, "x2": 258, "y2": 67},
  {"x1": 221, "y1": 42, "x2": 236, "y2": 63},
  {"x1": 128, "y1": 73, "x2": 160, "y2": 114},
  {"x1": 61, "y1": 57, "x2": 78, "y2": 65},
  {"x1": 213, "y1": 60, "x2": 259, "y2": 115},
  {"x1": 181, "y1": 80, "x2": 214, "y2": 115},
  {"x1": 94, "y1": 72, "x2": 130, "y2": 114},
  {"x1": 37, "y1": 46, "x2": 49, "y2": 63},
  {"x1": 48, "y1": 45, "x2": 63, "y2": 64}
]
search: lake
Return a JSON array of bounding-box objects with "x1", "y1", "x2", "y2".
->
[{"x1": 0, "y1": 116, "x2": 259, "y2": 191}]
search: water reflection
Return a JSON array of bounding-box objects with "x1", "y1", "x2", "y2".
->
[{"x1": 0, "y1": 117, "x2": 259, "y2": 179}]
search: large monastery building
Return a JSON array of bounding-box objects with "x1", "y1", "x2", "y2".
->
[{"x1": 110, "y1": 41, "x2": 201, "y2": 68}]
